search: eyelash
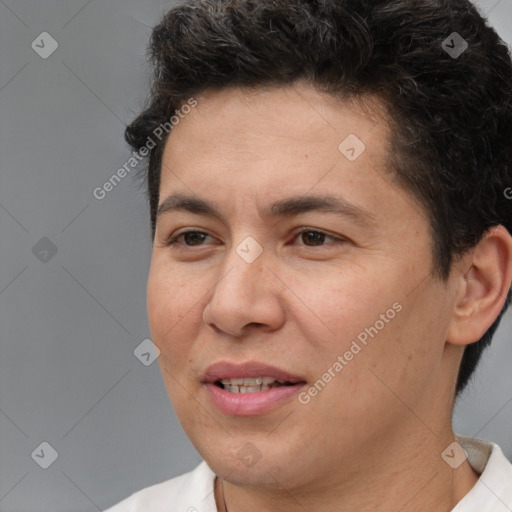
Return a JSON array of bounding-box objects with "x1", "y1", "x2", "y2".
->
[{"x1": 164, "y1": 228, "x2": 344, "y2": 249}]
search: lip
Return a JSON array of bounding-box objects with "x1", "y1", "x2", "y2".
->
[
  {"x1": 203, "y1": 361, "x2": 305, "y2": 383},
  {"x1": 203, "y1": 361, "x2": 307, "y2": 416}
]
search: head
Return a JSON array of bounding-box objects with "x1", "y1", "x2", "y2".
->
[{"x1": 126, "y1": 0, "x2": 512, "y2": 489}]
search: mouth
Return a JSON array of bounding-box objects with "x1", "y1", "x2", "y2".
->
[
  {"x1": 215, "y1": 377, "x2": 298, "y2": 394},
  {"x1": 203, "y1": 362, "x2": 307, "y2": 416}
]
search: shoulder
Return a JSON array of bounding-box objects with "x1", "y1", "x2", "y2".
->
[
  {"x1": 454, "y1": 436, "x2": 512, "y2": 511},
  {"x1": 104, "y1": 461, "x2": 217, "y2": 512}
]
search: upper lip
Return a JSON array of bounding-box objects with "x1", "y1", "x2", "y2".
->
[{"x1": 203, "y1": 361, "x2": 306, "y2": 384}]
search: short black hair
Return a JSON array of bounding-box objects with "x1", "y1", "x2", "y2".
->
[{"x1": 125, "y1": 0, "x2": 512, "y2": 396}]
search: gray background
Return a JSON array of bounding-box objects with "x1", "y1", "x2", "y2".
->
[{"x1": 0, "y1": 0, "x2": 511, "y2": 510}]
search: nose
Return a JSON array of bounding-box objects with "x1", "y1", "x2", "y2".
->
[{"x1": 202, "y1": 243, "x2": 286, "y2": 338}]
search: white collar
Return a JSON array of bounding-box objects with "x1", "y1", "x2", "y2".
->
[{"x1": 452, "y1": 435, "x2": 512, "y2": 511}]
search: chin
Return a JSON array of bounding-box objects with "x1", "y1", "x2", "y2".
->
[{"x1": 191, "y1": 431, "x2": 311, "y2": 488}]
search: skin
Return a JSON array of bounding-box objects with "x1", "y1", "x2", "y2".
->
[{"x1": 147, "y1": 82, "x2": 512, "y2": 511}]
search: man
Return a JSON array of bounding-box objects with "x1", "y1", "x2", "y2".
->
[{"x1": 105, "y1": 0, "x2": 512, "y2": 510}]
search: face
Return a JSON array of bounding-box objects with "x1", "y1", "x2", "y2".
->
[{"x1": 147, "y1": 83, "x2": 461, "y2": 490}]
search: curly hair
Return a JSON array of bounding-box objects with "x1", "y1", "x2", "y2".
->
[{"x1": 125, "y1": 0, "x2": 512, "y2": 396}]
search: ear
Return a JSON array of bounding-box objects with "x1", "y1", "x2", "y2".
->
[{"x1": 447, "y1": 225, "x2": 512, "y2": 346}]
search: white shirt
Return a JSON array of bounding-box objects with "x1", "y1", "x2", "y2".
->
[{"x1": 104, "y1": 436, "x2": 512, "y2": 511}]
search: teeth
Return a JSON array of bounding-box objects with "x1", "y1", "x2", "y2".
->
[
  {"x1": 221, "y1": 377, "x2": 279, "y2": 387},
  {"x1": 219, "y1": 377, "x2": 291, "y2": 393},
  {"x1": 243, "y1": 377, "x2": 262, "y2": 386},
  {"x1": 234, "y1": 384, "x2": 269, "y2": 394}
]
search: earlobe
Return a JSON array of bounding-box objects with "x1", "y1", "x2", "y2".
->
[{"x1": 447, "y1": 225, "x2": 512, "y2": 346}]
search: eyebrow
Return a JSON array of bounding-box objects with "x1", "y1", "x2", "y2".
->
[{"x1": 156, "y1": 193, "x2": 376, "y2": 226}]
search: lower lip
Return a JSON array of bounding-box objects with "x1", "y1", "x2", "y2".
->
[{"x1": 205, "y1": 383, "x2": 306, "y2": 416}]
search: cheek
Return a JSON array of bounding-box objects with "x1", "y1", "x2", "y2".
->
[
  {"x1": 293, "y1": 269, "x2": 440, "y2": 391},
  {"x1": 146, "y1": 263, "x2": 201, "y2": 360},
  {"x1": 288, "y1": 267, "x2": 394, "y2": 347},
  {"x1": 147, "y1": 268, "x2": 202, "y2": 410},
  {"x1": 350, "y1": 287, "x2": 452, "y2": 408}
]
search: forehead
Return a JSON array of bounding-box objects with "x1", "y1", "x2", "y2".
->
[
  {"x1": 180, "y1": 84, "x2": 387, "y2": 142},
  {"x1": 156, "y1": 83, "x2": 423, "y2": 225},
  {"x1": 161, "y1": 83, "x2": 391, "y2": 179}
]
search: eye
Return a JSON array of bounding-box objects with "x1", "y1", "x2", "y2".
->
[
  {"x1": 164, "y1": 230, "x2": 214, "y2": 247},
  {"x1": 292, "y1": 228, "x2": 343, "y2": 247}
]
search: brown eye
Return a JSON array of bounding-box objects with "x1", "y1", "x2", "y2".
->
[
  {"x1": 294, "y1": 229, "x2": 341, "y2": 247},
  {"x1": 166, "y1": 230, "x2": 212, "y2": 247},
  {"x1": 299, "y1": 230, "x2": 327, "y2": 246}
]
